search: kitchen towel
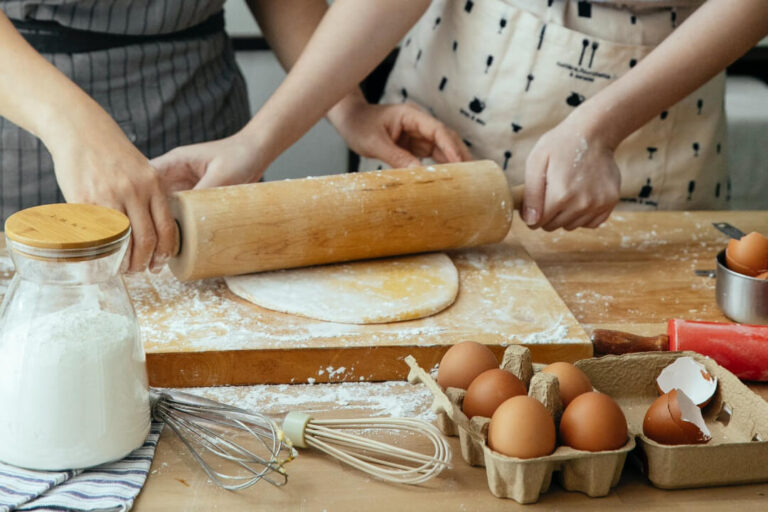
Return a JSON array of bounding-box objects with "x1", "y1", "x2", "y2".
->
[{"x1": 0, "y1": 422, "x2": 163, "y2": 512}]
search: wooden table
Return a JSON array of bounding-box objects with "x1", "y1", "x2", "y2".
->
[{"x1": 26, "y1": 211, "x2": 768, "y2": 510}]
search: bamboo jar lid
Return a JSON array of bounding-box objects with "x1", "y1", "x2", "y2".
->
[{"x1": 5, "y1": 204, "x2": 130, "y2": 250}]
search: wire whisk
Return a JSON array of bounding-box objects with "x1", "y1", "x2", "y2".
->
[
  {"x1": 282, "y1": 412, "x2": 452, "y2": 484},
  {"x1": 150, "y1": 389, "x2": 296, "y2": 491}
]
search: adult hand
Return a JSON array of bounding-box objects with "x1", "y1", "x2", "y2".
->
[
  {"x1": 150, "y1": 133, "x2": 264, "y2": 192},
  {"x1": 522, "y1": 115, "x2": 621, "y2": 231},
  {"x1": 329, "y1": 94, "x2": 471, "y2": 169},
  {"x1": 51, "y1": 116, "x2": 176, "y2": 274}
]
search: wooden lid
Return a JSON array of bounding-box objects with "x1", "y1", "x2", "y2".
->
[{"x1": 5, "y1": 203, "x2": 130, "y2": 250}]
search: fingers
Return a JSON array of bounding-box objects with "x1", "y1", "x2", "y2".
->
[
  {"x1": 585, "y1": 208, "x2": 613, "y2": 229},
  {"x1": 148, "y1": 192, "x2": 176, "y2": 273},
  {"x1": 399, "y1": 105, "x2": 470, "y2": 163},
  {"x1": 150, "y1": 148, "x2": 203, "y2": 193},
  {"x1": 381, "y1": 144, "x2": 422, "y2": 169},
  {"x1": 124, "y1": 195, "x2": 157, "y2": 273},
  {"x1": 523, "y1": 148, "x2": 548, "y2": 227},
  {"x1": 562, "y1": 212, "x2": 596, "y2": 231},
  {"x1": 193, "y1": 165, "x2": 230, "y2": 189},
  {"x1": 432, "y1": 125, "x2": 471, "y2": 163}
]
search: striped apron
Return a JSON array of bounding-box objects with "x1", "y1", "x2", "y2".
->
[
  {"x1": 0, "y1": 0, "x2": 251, "y2": 224},
  {"x1": 364, "y1": 0, "x2": 729, "y2": 210}
]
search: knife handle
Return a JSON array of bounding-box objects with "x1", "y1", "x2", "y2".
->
[{"x1": 592, "y1": 329, "x2": 670, "y2": 355}]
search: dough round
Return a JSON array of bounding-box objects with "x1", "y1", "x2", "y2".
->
[{"x1": 225, "y1": 253, "x2": 459, "y2": 324}]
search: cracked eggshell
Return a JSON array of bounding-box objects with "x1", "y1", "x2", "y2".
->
[
  {"x1": 726, "y1": 232, "x2": 768, "y2": 277},
  {"x1": 437, "y1": 341, "x2": 499, "y2": 390},
  {"x1": 643, "y1": 389, "x2": 711, "y2": 445},
  {"x1": 656, "y1": 356, "x2": 718, "y2": 407}
]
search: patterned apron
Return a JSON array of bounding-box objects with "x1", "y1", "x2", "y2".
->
[{"x1": 365, "y1": 0, "x2": 729, "y2": 210}]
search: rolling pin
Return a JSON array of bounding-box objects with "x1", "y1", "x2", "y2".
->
[
  {"x1": 593, "y1": 319, "x2": 768, "y2": 381},
  {"x1": 168, "y1": 160, "x2": 521, "y2": 281}
]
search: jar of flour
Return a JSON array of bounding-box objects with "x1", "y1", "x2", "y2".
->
[{"x1": 0, "y1": 204, "x2": 150, "y2": 470}]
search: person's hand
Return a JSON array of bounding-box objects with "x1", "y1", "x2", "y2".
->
[
  {"x1": 51, "y1": 115, "x2": 176, "y2": 274},
  {"x1": 328, "y1": 93, "x2": 471, "y2": 168},
  {"x1": 523, "y1": 114, "x2": 621, "y2": 231},
  {"x1": 150, "y1": 133, "x2": 264, "y2": 192}
]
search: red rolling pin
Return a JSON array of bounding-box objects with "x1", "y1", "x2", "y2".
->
[{"x1": 593, "y1": 319, "x2": 768, "y2": 381}]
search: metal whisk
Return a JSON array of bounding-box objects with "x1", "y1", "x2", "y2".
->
[
  {"x1": 282, "y1": 412, "x2": 452, "y2": 484},
  {"x1": 149, "y1": 389, "x2": 296, "y2": 491}
]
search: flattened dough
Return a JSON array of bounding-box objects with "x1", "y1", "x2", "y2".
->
[{"x1": 225, "y1": 253, "x2": 459, "y2": 324}]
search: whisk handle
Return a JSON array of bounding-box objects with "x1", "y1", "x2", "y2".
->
[{"x1": 283, "y1": 412, "x2": 313, "y2": 448}]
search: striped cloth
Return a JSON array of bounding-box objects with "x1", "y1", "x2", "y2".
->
[{"x1": 0, "y1": 422, "x2": 163, "y2": 512}]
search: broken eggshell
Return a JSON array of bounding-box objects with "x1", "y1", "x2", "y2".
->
[
  {"x1": 726, "y1": 231, "x2": 768, "y2": 277},
  {"x1": 643, "y1": 389, "x2": 712, "y2": 445},
  {"x1": 656, "y1": 356, "x2": 718, "y2": 407}
]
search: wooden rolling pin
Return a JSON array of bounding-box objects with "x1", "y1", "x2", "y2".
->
[{"x1": 168, "y1": 160, "x2": 520, "y2": 281}]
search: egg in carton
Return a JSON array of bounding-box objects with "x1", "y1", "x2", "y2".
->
[
  {"x1": 574, "y1": 351, "x2": 768, "y2": 490},
  {"x1": 405, "y1": 347, "x2": 634, "y2": 504}
]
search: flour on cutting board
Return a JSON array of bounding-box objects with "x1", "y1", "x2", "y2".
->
[
  {"x1": 181, "y1": 381, "x2": 436, "y2": 421},
  {"x1": 126, "y1": 243, "x2": 588, "y2": 352}
]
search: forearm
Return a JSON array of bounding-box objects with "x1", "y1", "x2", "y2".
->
[
  {"x1": 576, "y1": 0, "x2": 768, "y2": 148},
  {"x1": 240, "y1": 0, "x2": 429, "y2": 166},
  {"x1": 0, "y1": 12, "x2": 118, "y2": 155},
  {"x1": 246, "y1": 0, "x2": 328, "y2": 70}
]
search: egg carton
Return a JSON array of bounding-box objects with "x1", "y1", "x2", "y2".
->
[
  {"x1": 405, "y1": 346, "x2": 634, "y2": 504},
  {"x1": 574, "y1": 351, "x2": 768, "y2": 489},
  {"x1": 407, "y1": 348, "x2": 768, "y2": 502}
]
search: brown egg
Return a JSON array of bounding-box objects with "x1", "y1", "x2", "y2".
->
[
  {"x1": 757, "y1": 271, "x2": 768, "y2": 280},
  {"x1": 462, "y1": 369, "x2": 527, "y2": 419},
  {"x1": 726, "y1": 232, "x2": 768, "y2": 277},
  {"x1": 559, "y1": 391, "x2": 628, "y2": 452},
  {"x1": 437, "y1": 341, "x2": 498, "y2": 390},
  {"x1": 541, "y1": 362, "x2": 592, "y2": 406},
  {"x1": 643, "y1": 389, "x2": 711, "y2": 445},
  {"x1": 488, "y1": 396, "x2": 555, "y2": 459}
]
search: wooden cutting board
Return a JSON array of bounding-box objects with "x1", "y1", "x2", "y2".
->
[{"x1": 0, "y1": 235, "x2": 590, "y2": 387}]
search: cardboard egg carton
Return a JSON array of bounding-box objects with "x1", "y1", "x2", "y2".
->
[
  {"x1": 574, "y1": 351, "x2": 768, "y2": 489},
  {"x1": 406, "y1": 348, "x2": 768, "y2": 503},
  {"x1": 405, "y1": 346, "x2": 634, "y2": 504}
]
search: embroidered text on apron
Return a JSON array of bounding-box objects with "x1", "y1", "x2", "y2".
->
[
  {"x1": 0, "y1": 0, "x2": 251, "y2": 224},
  {"x1": 364, "y1": 0, "x2": 729, "y2": 210}
]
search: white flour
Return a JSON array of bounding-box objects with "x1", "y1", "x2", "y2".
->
[
  {"x1": 183, "y1": 381, "x2": 437, "y2": 421},
  {"x1": 0, "y1": 308, "x2": 150, "y2": 470}
]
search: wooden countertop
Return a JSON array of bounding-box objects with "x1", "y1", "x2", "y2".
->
[{"x1": 65, "y1": 211, "x2": 768, "y2": 509}]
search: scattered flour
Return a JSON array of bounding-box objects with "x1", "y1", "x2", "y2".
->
[
  {"x1": 125, "y1": 242, "x2": 580, "y2": 353},
  {"x1": 0, "y1": 308, "x2": 150, "y2": 470},
  {"x1": 181, "y1": 381, "x2": 436, "y2": 422}
]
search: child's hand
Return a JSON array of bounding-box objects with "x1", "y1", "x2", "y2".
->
[
  {"x1": 150, "y1": 133, "x2": 266, "y2": 192},
  {"x1": 523, "y1": 115, "x2": 621, "y2": 231},
  {"x1": 329, "y1": 94, "x2": 471, "y2": 169}
]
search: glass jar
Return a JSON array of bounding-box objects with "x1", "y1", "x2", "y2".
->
[{"x1": 0, "y1": 204, "x2": 150, "y2": 470}]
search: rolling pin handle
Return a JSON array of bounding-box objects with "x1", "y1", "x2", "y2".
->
[
  {"x1": 592, "y1": 329, "x2": 670, "y2": 355},
  {"x1": 511, "y1": 184, "x2": 524, "y2": 212},
  {"x1": 172, "y1": 219, "x2": 182, "y2": 257}
]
